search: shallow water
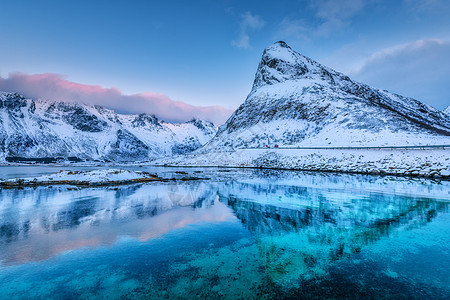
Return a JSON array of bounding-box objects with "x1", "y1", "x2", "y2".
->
[{"x1": 0, "y1": 167, "x2": 449, "y2": 299}]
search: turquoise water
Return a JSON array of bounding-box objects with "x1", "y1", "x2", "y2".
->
[{"x1": 0, "y1": 168, "x2": 449, "y2": 299}]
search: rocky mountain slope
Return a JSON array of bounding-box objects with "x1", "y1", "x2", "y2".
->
[
  {"x1": 155, "y1": 42, "x2": 450, "y2": 179},
  {"x1": 204, "y1": 41, "x2": 450, "y2": 150},
  {"x1": 444, "y1": 106, "x2": 450, "y2": 116},
  {"x1": 0, "y1": 92, "x2": 216, "y2": 162}
]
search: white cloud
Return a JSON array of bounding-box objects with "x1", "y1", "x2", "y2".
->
[
  {"x1": 313, "y1": 0, "x2": 365, "y2": 36},
  {"x1": 350, "y1": 39, "x2": 450, "y2": 109},
  {"x1": 313, "y1": 0, "x2": 365, "y2": 20},
  {"x1": 404, "y1": 0, "x2": 443, "y2": 12},
  {"x1": 240, "y1": 11, "x2": 265, "y2": 30},
  {"x1": 232, "y1": 12, "x2": 264, "y2": 49},
  {"x1": 232, "y1": 34, "x2": 251, "y2": 49},
  {"x1": 277, "y1": 0, "x2": 366, "y2": 39},
  {"x1": 277, "y1": 17, "x2": 309, "y2": 40}
]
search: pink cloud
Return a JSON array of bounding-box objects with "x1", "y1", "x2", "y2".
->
[{"x1": 0, "y1": 73, "x2": 234, "y2": 124}]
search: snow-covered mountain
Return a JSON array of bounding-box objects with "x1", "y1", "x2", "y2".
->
[
  {"x1": 0, "y1": 92, "x2": 217, "y2": 162},
  {"x1": 444, "y1": 106, "x2": 450, "y2": 116},
  {"x1": 204, "y1": 41, "x2": 450, "y2": 149}
]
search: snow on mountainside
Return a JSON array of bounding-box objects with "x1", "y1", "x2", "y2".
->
[
  {"x1": 0, "y1": 92, "x2": 217, "y2": 162},
  {"x1": 155, "y1": 41, "x2": 450, "y2": 179},
  {"x1": 204, "y1": 41, "x2": 450, "y2": 150},
  {"x1": 444, "y1": 106, "x2": 450, "y2": 116}
]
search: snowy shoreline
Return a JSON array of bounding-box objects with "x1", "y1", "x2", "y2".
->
[
  {"x1": 1, "y1": 147, "x2": 449, "y2": 183},
  {"x1": 0, "y1": 169, "x2": 207, "y2": 188},
  {"x1": 153, "y1": 148, "x2": 450, "y2": 180}
]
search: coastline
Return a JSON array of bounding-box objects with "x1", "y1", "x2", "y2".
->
[
  {"x1": 0, "y1": 169, "x2": 207, "y2": 188},
  {"x1": 1, "y1": 147, "x2": 449, "y2": 182},
  {"x1": 153, "y1": 148, "x2": 450, "y2": 180}
]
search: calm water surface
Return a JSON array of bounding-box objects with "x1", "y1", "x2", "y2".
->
[{"x1": 0, "y1": 167, "x2": 449, "y2": 299}]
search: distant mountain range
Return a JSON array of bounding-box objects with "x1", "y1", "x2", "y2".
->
[
  {"x1": 203, "y1": 41, "x2": 450, "y2": 150},
  {"x1": 0, "y1": 92, "x2": 216, "y2": 162}
]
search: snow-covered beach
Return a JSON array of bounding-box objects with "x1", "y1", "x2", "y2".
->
[
  {"x1": 155, "y1": 147, "x2": 450, "y2": 179},
  {"x1": 0, "y1": 169, "x2": 206, "y2": 188}
]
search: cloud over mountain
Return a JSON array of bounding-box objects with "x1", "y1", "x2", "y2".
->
[
  {"x1": 232, "y1": 11, "x2": 264, "y2": 49},
  {"x1": 350, "y1": 39, "x2": 450, "y2": 110},
  {"x1": 0, "y1": 73, "x2": 233, "y2": 124}
]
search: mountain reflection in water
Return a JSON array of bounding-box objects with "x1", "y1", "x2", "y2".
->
[
  {"x1": 0, "y1": 169, "x2": 449, "y2": 298},
  {"x1": 220, "y1": 180, "x2": 448, "y2": 285},
  {"x1": 0, "y1": 181, "x2": 232, "y2": 265}
]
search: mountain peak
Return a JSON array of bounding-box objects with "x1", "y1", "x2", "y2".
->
[
  {"x1": 252, "y1": 41, "x2": 327, "y2": 90},
  {"x1": 262, "y1": 41, "x2": 298, "y2": 64},
  {"x1": 272, "y1": 40, "x2": 290, "y2": 48},
  {"x1": 0, "y1": 91, "x2": 28, "y2": 110}
]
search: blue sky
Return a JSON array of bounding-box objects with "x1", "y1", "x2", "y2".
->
[{"x1": 1, "y1": 0, "x2": 449, "y2": 123}]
